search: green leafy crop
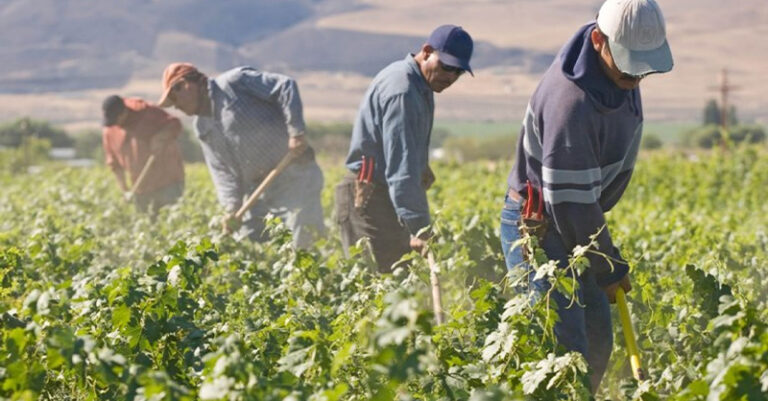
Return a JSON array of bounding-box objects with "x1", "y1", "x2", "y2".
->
[{"x1": 1, "y1": 148, "x2": 767, "y2": 400}]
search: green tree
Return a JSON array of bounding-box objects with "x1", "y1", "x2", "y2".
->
[
  {"x1": 0, "y1": 137, "x2": 51, "y2": 173},
  {"x1": 728, "y1": 105, "x2": 738, "y2": 126},
  {"x1": 683, "y1": 124, "x2": 766, "y2": 148},
  {"x1": 703, "y1": 99, "x2": 720, "y2": 125},
  {"x1": 701, "y1": 99, "x2": 738, "y2": 127},
  {"x1": 641, "y1": 133, "x2": 663, "y2": 150},
  {"x1": 0, "y1": 117, "x2": 73, "y2": 148}
]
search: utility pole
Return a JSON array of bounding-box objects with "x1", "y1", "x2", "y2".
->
[
  {"x1": 707, "y1": 69, "x2": 741, "y2": 150},
  {"x1": 709, "y1": 68, "x2": 740, "y2": 131}
]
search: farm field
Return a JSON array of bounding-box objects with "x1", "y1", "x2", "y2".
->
[
  {"x1": 1, "y1": 148, "x2": 767, "y2": 400},
  {"x1": 433, "y1": 121, "x2": 700, "y2": 145}
]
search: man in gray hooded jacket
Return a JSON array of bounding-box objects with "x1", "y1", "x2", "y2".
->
[{"x1": 500, "y1": 0, "x2": 674, "y2": 391}]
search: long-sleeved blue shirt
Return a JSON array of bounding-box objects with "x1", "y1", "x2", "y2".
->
[
  {"x1": 194, "y1": 67, "x2": 307, "y2": 213},
  {"x1": 345, "y1": 54, "x2": 435, "y2": 235},
  {"x1": 507, "y1": 22, "x2": 644, "y2": 287}
]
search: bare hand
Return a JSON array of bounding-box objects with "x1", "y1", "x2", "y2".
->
[
  {"x1": 409, "y1": 228, "x2": 434, "y2": 257},
  {"x1": 410, "y1": 236, "x2": 428, "y2": 257},
  {"x1": 602, "y1": 273, "x2": 632, "y2": 304},
  {"x1": 421, "y1": 165, "x2": 436, "y2": 190},
  {"x1": 221, "y1": 213, "x2": 242, "y2": 235},
  {"x1": 289, "y1": 135, "x2": 308, "y2": 157}
]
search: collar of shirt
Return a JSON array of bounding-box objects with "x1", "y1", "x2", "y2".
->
[
  {"x1": 404, "y1": 54, "x2": 433, "y2": 100},
  {"x1": 203, "y1": 78, "x2": 219, "y2": 119},
  {"x1": 194, "y1": 79, "x2": 222, "y2": 140}
]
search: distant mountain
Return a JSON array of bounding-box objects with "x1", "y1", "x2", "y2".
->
[
  {"x1": 6, "y1": 0, "x2": 762, "y2": 125},
  {"x1": 241, "y1": 26, "x2": 553, "y2": 76},
  {"x1": 0, "y1": 0, "x2": 316, "y2": 91},
  {"x1": 0, "y1": 0, "x2": 551, "y2": 93}
]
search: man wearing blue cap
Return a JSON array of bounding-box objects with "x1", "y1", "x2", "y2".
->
[
  {"x1": 500, "y1": 0, "x2": 673, "y2": 392},
  {"x1": 336, "y1": 24, "x2": 473, "y2": 272}
]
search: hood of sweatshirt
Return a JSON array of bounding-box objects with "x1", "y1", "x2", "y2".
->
[{"x1": 559, "y1": 21, "x2": 639, "y2": 113}]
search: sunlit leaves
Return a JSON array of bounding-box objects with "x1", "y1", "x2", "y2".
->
[{"x1": 2, "y1": 150, "x2": 768, "y2": 400}]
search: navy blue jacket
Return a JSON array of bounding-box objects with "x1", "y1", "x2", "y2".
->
[{"x1": 508, "y1": 22, "x2": 643, "y2": 287}]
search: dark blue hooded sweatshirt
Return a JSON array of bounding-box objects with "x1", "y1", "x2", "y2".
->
[{"x1": 507, "y1": 22, "x2": 643, "y2": 287}]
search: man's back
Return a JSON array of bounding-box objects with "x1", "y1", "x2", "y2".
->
[
  {"x1": 194, "y1": 67, "x2": 307, "y2": 186},
  {"x1": 103, "y1": 98, "x2": 184, "y2": 195}
]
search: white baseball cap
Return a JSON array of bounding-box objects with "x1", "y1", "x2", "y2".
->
[{"x1": 597, "y1": 0, "x2": 673, "y2": 76}]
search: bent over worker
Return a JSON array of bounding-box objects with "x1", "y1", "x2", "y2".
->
[
  {"x1": 157, "y1": 63, "x2": 324, "y2": 248},
  {"x1": 102, "y1": 95, "x2": 185, "y2": 214},
  {"x1": 337, "y1": 25, "x2": 474, "y2": 272},
  {"x1": 500, "y1": 0, "x2": 674, "y2": 392}
]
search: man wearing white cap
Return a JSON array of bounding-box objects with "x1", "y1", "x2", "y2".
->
[{"x1": 499, "y1": 0, "x2": 673, "y2": 391}]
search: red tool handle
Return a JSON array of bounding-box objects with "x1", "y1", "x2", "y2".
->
[
  {"x1": 359, "y1": 155, "x2": 367, "y2": 181},
  {"x1": 524, "y1": 180, "x2": 533, "y2": 218},
  {"x1": 523, "y1": 180, "x2": 545, "y2": 220},
  {"x1": 366, "y1": 157, "x2": 374, "y2": 183}
]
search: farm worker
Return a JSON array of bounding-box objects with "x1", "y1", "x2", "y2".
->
[
  {"x1": 156, "y1": 63, "x2": 324, "y2": 249},
  {"x1": 500, "y1": 0, "x2": 674, "y2": 392},
  {"x1": 101, "y1": 95, "x2": 185, "y2": 214},
  {"x1": 336, "y1": 25, "x2": 474, "y2": 272}
]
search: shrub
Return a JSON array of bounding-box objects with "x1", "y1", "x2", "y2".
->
[
  {"x1": 0, "y1": 137, "x2": 51, "y2": 173},
  {"x1": 641, "y1": 133, "x2": 663, "y2": 150},
  {"x1": 683, "y1": 124, "x2": 766, "y2": 149},
  {"x1": 0, "y1": 117, "x2": 73, "y2": 148},
  {"x1": 441, "y1": 135, "x2": 517, "y2": 161}
]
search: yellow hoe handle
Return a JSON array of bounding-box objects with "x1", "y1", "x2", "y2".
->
[{"x1": 616, "y1": 287, "x2": 646, "y2": 381}]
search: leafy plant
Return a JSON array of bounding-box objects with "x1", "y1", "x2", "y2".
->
[{"x1": 1, "y1": 147, "x2": 767, "y2": 400}]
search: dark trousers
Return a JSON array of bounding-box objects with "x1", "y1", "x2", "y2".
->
[
  {"x1": 135, "y1": 181, "x2": 184, "y2": 215},
  {"x1": 500, "y1": 194, "x2": 612, "y2": 391},
  {"x1": 335, "y1": 174, "x2": 411, "y2": 273}
]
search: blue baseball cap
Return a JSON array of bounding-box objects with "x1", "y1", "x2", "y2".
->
[{"x1": 427, "y1": 24, "x2": 474, "y2": 76}]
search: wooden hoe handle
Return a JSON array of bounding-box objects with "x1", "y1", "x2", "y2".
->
[
  {"x1": 234, "y1": 152, "x2": 296, "y2": 220},
  {"x1": 130, "y1": 155, "x2": 156, "y2": 194},
  {"x1": 427, "y1": 252, "x2": 445, "y2": 326}
]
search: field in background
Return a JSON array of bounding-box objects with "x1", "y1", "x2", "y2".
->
[
  {"x1": 435, "y1": 120, "x2": 701, "y2": 145},
  {"x1": 434, "y1": 120, "x2": 516, "y2": 139},
  {"x1": 642, "y1": 122, "x2": 698, "y2": 144}
]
